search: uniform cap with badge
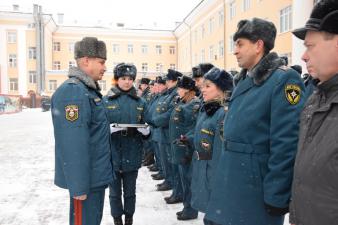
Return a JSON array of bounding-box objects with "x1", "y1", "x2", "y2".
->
[
  {"x1": 177, "y1": 76, "x2": 196, "y2": 91},
  {"x1": 113, "y1": 63, "x2": 137, "y2": 80},
  {"x1": 192, "y1": 63, "x2": 214, "y2": 78},
  {"x1": 74, "y1": 37, "x2": 107, "y2": 60},
  {"x1": 293, "y1": 0, "x2": 338, "y2": 40}
]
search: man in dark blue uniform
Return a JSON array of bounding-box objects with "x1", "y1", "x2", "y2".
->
[{"x1": 51, "y1": 37, "x2": 113, "y2": 225}]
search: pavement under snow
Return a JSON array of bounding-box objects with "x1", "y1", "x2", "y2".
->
[{"x1": 0, "y1": 109, "x2": 289, "y2": 225}]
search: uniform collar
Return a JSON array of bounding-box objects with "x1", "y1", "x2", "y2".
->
[
  {"x1": 317, "y1": 73, "x2": 338, "y2": 100},
  {"x1": 68, "y1": 66, "x2": 100, "y2": 91}
]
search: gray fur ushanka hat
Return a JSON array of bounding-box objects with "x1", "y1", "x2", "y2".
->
[
  {"x1": 74, "y1": 37, "x2": 107, "y2": 60},
  {"x1": 233, "y1": 18, "x2": 277, "y2": 53}
]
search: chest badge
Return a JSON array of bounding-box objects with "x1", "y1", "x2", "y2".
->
[
  {"x1": 65, "y1": 105, "x2": 79, "y2": 122},
  {"x1": 285, "y1": 84, "x2": 301, "y2": 105}
]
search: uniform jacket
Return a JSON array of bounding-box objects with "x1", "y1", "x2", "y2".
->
[
  {"x1": 52, "y1": 67, "x2": 113, "y2": 197},
  {"x1": 290, "y1": 74, "x2": 338, "y2": 225},
  {"x1": 190, "y1": 101, "x2": 225, "y2": 213},
  {"x1": 141, "y1": 87, "x2": 152, "y2": 103},
  {"x1": 145, "y1": 92, "x2": 164, "y2": 143},
  {"x1": 169, "y1": 97, "x2": 201, "y2": 164},
  {"x1": 205, "y1": 52, "x2": 306, "y2": 225},
  {"x1": 152, "y1": 87, "x2": 178, "y2": 144},
  {"x1": 103, "y1": 86, "x2": 147, "y2": 172}
]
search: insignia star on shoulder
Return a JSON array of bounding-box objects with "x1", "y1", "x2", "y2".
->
[{"x1": 285, "y1": 84, "x2": 301, "y2": 105}]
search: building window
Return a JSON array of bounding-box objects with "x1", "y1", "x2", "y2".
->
[
  {"x1": 156, "y1": 45, "x2": 162, "y2": 54},
  {"x1": 229, "y1": 1, "x2": 236, "y2": 19},
  {"x1": 141, "y1": 45, "x2": 148, "y2": 54},
  {"x1": 200, "y1": 49, "x2": 205, "y2": 63},
  {"x1": 9, "y1": 78, "x2": 18, "y2": 91},
  {"x1": 219, "y1": 10, "x2": 224, "y2": 26},
  {"x1": 29, "y1": 71, "x2": 37, "y2": 84},
  {"x1": 243, "y1": 0, "x2": 251, "y2": 11},
  {"x1": 219, "y1": 40, "x2": 224, "y2": 58},
  {"x1": 98, "y1": 80, "x2": 106, "y2": 91},
  {"x1": 169, "y1": 46, "x2": 175, "y2": 55},
  {"x1": 229, "y1": 35, "x2": 235, "y2": 53},
  {"x1": 112, "y1": 44, "x2": 120, "y2": 54},
  {"x1": 141, "y1": 63, "x2": 148, "y2": 72},
  {"x1": 7, "y1": 31, "x2": 17, "y2": 43},
  {"x1": 170, "y1": 64, "x2": 176, "y2": 70},
  {"x1": 209, "y1": 17, "x2": 214, "y2": 34},
  {"x1": 53, "y1": 61, "x2": 61, "y2": 70},
  {"x1": 69, "y1": 61, "x2": 76, "y2": 68},
  {"x1": 156, "y1": 63, "x2": 163, "y2": 72},
  {"x1": 28, "y1": 47, "x2": 36, "y2": 59},
  {"x1": 53, "y1": 42, "x2": 60, "y2": 51},
  {"x1": 128, "y1": 44, "x2": 133, "y2": 54},
  {"x1": 49, "y1": 80, "x2": 57, "y2": 91},
  {"x1": 8, "y1": 54, "x2": 17, "y2": 68},
  {"x1": 280, "y1": 6, "x2": 292, "y2": 33},
  {"x1": 68, "y1": 42, "x2": 75, "y2": 52},
  {"x1": 201, "y1": 25, "x2": 205, "y2": 39},
  {"x1": 209, "y1": 45, "x2": 214, "y2": 61}
]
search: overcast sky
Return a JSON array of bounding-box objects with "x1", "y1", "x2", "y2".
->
[{"x1": 1, "y1": 0, "x2": 202, "y2": 29}]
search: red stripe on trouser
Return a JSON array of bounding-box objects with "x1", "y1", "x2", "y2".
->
[{"x1": 74, "y1": 199, "x2": 83, "y2": 225}]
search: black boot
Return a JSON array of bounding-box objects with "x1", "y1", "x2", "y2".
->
[
  {"x1": 125, "y1": 215, "x2": 133, "y2": 225},
  {"x1": 113, "y1": 217, "x2": 123, "y2": 225}
]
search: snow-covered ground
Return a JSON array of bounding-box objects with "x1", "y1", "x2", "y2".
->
[{"x1": 0, "y1": 109, "x2": 289, "y2": 225}]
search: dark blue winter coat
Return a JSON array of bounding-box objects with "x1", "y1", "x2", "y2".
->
[
  {"x1": 52, "y1": 67, "x2": 113, "y2": 197},
  {"x1": 169, "y1": 97, "x2": 201, "y2": 164},
  {"x1": 190, "y1": 101, "x2": 225, "y2": 213},
  {"x1": 205, "y1": 53, "x2": 306, "y2": 225},
  {"x1": 145, "y1": 92, "x2": 163, "y2": 143},
  {"x1": 103, "y1": 86, "x2": 147, "y2": 172}
]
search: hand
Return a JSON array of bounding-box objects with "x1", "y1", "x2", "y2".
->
[
  {"x1": 73, "y1": 194, "x2": 87, "y2": 200},
  {"x1": 137, "y1": 126, "x2": 150, "y2": 136},
  {"x1": 179, "y1": 135, "x2": 189, "y2": 145},
  {"x1": 110, "y1": 125, "x2": 126, "y2": 134}
]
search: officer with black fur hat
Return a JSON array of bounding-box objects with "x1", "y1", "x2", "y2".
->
[
  {"x1": 205, "y1": 18, "x2": 306, "y2": 225},
  {"x1": 104, "y1": 63, "x2": 148, "y2": 225},
  {"x1": 51, "y1": 37, "x2": 113, "y2": 225},
  {"x1": 290, "y1": 1, "x2": 338, "y2": 225},
  {"x1": 139, "y1": 77, "x2": 151, "y2": 101},
  {"x1": 151, "y1": 69, "x2": 183, "y2": 202},
  {"x1": 192, "y1": 63, "x2": 214, "y2": 91}
]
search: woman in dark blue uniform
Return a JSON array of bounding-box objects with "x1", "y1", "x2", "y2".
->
[
  {"x1": 190, "y1": 68, "x2": 233, "y2": 225},
  {"x1": 103, "y1": 63, "x2": 149, "y2": 225},
  {"x1": 169, "y1": 76, "x2": 200, "y2": 221}
]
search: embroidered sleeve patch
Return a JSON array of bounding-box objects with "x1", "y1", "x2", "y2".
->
[
  {"x1": 285, "y1": 84, "x2": 301, "y2": 105},
  {"x1": 65, "y1": 105, "x2": 79, "y2": 122}
]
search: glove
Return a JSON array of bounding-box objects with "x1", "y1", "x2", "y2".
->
[
  {"x1": 264, "y1": 203, "x2": 289, "y2": 216},
  {"x1": 179, "y1": 135, "x2": 189, "y2": 145},
  {"x1": 137, "y1": 126, "x2": 150, "y2": 136},
  {"x1": 110, "y1": 125, "x2": 126, "y2": 134}
]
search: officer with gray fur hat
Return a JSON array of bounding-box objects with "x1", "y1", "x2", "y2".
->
[
  {"x1": 290, "y1": 1, "x2": 338, "y2": 225},
  {"x1": 205, "y1": 18, "x2": 306, "y2": 225},
  {"x1": 51, "y1": 36, "x2": 113, "y2": 225}
]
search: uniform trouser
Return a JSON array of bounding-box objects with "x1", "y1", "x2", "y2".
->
[
  {"x1": 203, "y1": 218, "x2": 221, "y2": 225},
  {"x1": 69, "y1": 187, "x2": 106, "y2": 225},
  {"x1": 171, "y1": 163, "x2": 183, "y2": 198},
  {"x1": 109, "y1": 170, "x2": 139, "y2": 217},
  {"x1": 159, "y1": 143, "x2": 172, "y2": 186},
  {"x1": 178, "y1": 163, "x2": 198, "y2": 217},
  {"x1": 152, "y1": 141, "x2": 162, "y2": 174}
]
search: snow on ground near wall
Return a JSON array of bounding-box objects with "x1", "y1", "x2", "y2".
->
[{"x1": 0, "y1": 109, "x2": 289, "y2": 225}]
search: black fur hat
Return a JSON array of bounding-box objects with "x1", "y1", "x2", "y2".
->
[
  {"x1": 177, "y1": 76, "x2": 196, "y2": 90},
  {"x1": 192, "y1": 66, "x2": 199, "y2": 78},
  {"x1": 155, "y1": 76, "x2": 166, "y2": 85},
  {"x1": 140, "y1": 78, "x2": 150, "y2": 85},
  {"x1": 233, "y1": 18, "x2": 277, "y2": 53},
  {"x1": 293, "y1": 0, "x2": 338, "y2": 40},
  {"x1": 204, "y1": 68, "x2": 233, "y2": 92},
  {"x1": 114, "y1": 63, "x2": 137, "y2": 80},
  {"x1": 166, "y1": 69, "x2": 183, "y2": 81},
  {"x1": 74, "y1": 37, "x2": 107, "y2": 60},
  {"x1": 193, "y1": 63, "x2": 214, "y2": 78}
]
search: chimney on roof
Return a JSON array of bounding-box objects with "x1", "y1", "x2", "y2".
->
[
  {"x1": 13, "y1": 4, "x2": 19, "y2": 11},
  {"x1": 57, "y1": 13, "x2": 64, "y2": 24}
]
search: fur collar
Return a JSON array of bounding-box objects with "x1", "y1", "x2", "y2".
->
[
  {"x1": 106, "y1": 86, "x2": 139, "y2": 100},
  {"x1": 68, "y1": 66, "x2": 101, "y2": 91},
  {"x1": 234, "y1": 52, "x2": 284, "y2": 86}
]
